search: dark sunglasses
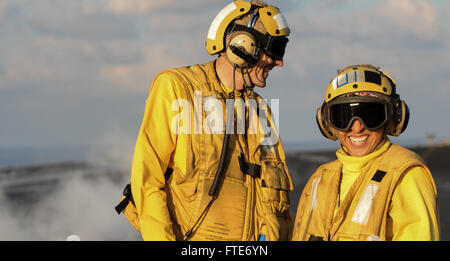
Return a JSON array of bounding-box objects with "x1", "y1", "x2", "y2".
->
[
  {"x1": 262, "y1": 36, "x2": 288, "y2": 61},
  {"x1": 228, "y1": 24, "x2": 289, "y2": 61},
  {"x1": 325, "y1": 100, "x2": 392, "y2": 132}
]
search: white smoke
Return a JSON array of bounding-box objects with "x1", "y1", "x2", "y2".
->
[
  {"x1": 0, "y1": 174, "x2": 140, "y2": 240},
  {"x1": 0, "y1": 128, "x2": 142, "y2": 240}
]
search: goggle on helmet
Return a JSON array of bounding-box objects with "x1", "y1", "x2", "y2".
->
[
  {"x1": 316, "y1": 65, "x2": 410, "y2": 140},
  {"x1": 206, "y1": 1, "x2": 290, "y2": 62}
]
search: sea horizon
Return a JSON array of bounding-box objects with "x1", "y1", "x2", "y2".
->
[{"x1": 0, "y1": 137, "x2": 432, "y2": 168}]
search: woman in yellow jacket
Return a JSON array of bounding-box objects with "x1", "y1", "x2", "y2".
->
[
  {"x1": 116, "y1": 0, "x2": 294, "y2": 241},
  {"x1": 292, "y1": 64, "x2": 440, "y2": 241}
]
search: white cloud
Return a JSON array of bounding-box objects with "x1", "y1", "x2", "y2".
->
[
  {"x1": 99, "y1": 44, "x2": 185, "y2": 93},
  {"x1": 82, "y1": 0, "x2": 167, "y2": 15},
  {"x1": 290, "y1": 0, "x2": 441, "y2": 43},
  {"x1": 146, "y1": 11, "x2": 211, "y2": 32},
  {"x1": 106, "y1": 0, "x2": 168, "y2": 15},
  {"x1": 0, "y1": 36, "x2": 98, "y2": 89},
  {"x1": 81, "y1": 0, "x2": 214, "y2": 15},
  {"x1": 378, "y1": 0, "x2": 438, "y2": 40}
]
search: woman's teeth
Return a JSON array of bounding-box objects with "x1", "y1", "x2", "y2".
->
[{"x1": 349, "y1": 135, "x2": 368, "y2": 143}]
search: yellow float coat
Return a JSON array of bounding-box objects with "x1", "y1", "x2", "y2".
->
[
  {"x1": 125, "y1": 60, "x2": 293, "y2": 241},
  {"x1": 292, "y1": 141, "x2": 440, "y2": 241}
]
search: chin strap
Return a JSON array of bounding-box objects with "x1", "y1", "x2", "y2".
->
[{"x1": 240, "y1": 66, "x2": 254, "y2": 89}]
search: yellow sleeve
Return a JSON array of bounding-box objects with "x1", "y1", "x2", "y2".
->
[
  {"x1": 387, "y1": 166, "x2": 440, "y2": 241},
  {"x1": 292, "y1": 173, "x2": 316, "y2": 241},
  {"x1": 130, "y1": 73, "x2": 182, "y2": 241}
]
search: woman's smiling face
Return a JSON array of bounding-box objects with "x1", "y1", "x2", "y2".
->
[{"x1": 336, "y1": 118, "x2": 385, "y2": 157}]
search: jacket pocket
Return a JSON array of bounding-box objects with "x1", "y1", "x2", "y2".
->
[
  {"x1": 258, "y1": 159, "x2": 292, "y2": 240},
  {"x1": 260, "y1": 159, "x2": 291, "y2": 215}
]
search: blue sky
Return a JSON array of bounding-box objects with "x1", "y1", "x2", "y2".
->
[{"x1": 1, "y1": 0, "x2": 449, "y2": 150}]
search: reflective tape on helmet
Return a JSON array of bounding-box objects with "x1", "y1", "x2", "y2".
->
[
  {"x1": 273, "y1": 13, "x2": 289, "y2": 30},
  {"x1": 205, "y1": 1, "x2": 252, "y2": 55},
  {"x1": 332, "y1": 70, "x2": 369, "y2": 90},
  {"x1": 207, "y1": 2, "x2": 237, "y2": 41},
  {"x1": 325, "y1": 68, "x2": 393, "y2": 102},
  {"x1": 258, "y1": 5, "x2": 290, "y2": 36}
]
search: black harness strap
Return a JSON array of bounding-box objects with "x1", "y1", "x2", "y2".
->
[
  {"x1": 115, "y1": 183, "x2": 134, "y2": 214},
  {"x1": 238, "y1": 153, "x2": 261, "y2": 178},
  {"x1": 115, "y1": 167, "x2": 174, "y2": 215}
]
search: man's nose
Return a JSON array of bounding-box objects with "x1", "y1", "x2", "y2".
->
[{"x1": 275, "y1": 59, "x2": 283, "y2": 67}]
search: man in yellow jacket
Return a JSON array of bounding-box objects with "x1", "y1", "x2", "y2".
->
[
  {"x1": 292, "y1": 64, "x2": 440, "y2": 241},
  {"x1": 116, "y1": 0, "x2": 293, "y2": 241}
]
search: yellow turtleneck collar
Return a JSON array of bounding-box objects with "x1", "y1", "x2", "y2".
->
[
  {"x1": 334, "y1": 138, "x2": 391, "y2": 209},
  {"x1": 337, "y1": 138, "x2": 390, "y2": 174}
]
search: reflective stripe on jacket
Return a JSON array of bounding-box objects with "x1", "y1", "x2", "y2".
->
[
  {"x1": 292, "y1": 143, "x2": 439, "y2": 241},
  {"x1": 129, "y1": 60, "x2": 293, "y2": 241}
]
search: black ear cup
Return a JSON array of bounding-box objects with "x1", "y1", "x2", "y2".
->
[
  {"x1": 316, "y1": 106, "x2": 338, "y2": 141},
  {"x1": 386, "y1": 96, "x2": 409, "y2": 136},
  {"x1": 400, "y1": 101, "x2": 409, "y2": 133}
]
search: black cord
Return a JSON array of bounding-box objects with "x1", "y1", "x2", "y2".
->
[
  {"x1": 208, "y1": 64, "x2": 236, "y2": 197},
  {"x1": 182, "y1": 197, "x2": 216, "y2": 241},
  {"x1": 182, "y1": 65, "x2": 238, "y2": 241}
]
